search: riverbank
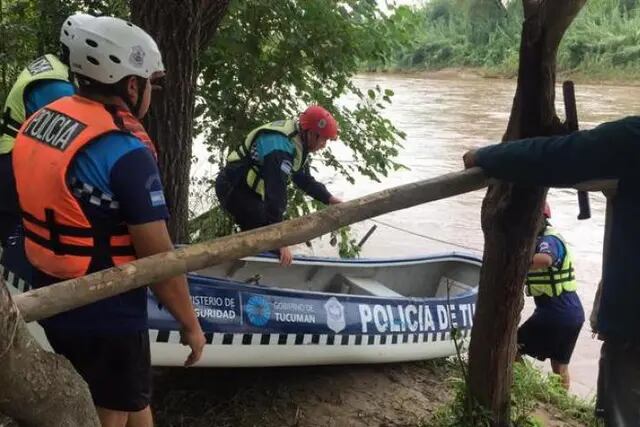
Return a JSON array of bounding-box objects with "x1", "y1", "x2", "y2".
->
[
  {"x1": 0, "y1": 360, "x2": 591, "y2": 427},
  {"x1": 362, "y1": 66, "x2": 640, "y2": 88},
  {"x1": 367, "y1": 0, "x2": 640, "y2": 90},
  {"x1": 152, "y1": 360, "x2": 594, "y2": 427}
]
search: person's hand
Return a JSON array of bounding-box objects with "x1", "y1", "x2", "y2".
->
[
  {"x1": 462, "y1": 149, "x2": 478, "y2": 169},
  {"x1": 180, "y1": 325, "x2": 206, "y2": 367},
  {"x1": 328, "y1": 196, "x2": 342, "y2": 205},
  {"x1": 279, "y1": 246, "x2": 293, "y2": 266}
]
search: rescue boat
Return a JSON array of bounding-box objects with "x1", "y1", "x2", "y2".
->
[{"x1": 8, "y1": 252, "x2": 481, "y2": 367}]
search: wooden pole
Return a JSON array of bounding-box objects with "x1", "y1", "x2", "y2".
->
[
  {"x1": 15, "y1": 168, "x2": 488, "y2": 322},
  {"x1": 13, "y1": 167, "x2": 618, "y2": 323},
  {"x1": 563, "y1": 80, "x2": 591, "y2": 220}
]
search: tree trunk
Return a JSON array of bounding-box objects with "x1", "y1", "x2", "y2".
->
[
  {"x1": 130, "y1": 0, "x2": 230, "y2": 243},
  {"x1": 467, "y1": 1, "x2": 586, "y2": 425},
  {"x1": 0, "y1": 281, "x2": 99, "y2": 426}
]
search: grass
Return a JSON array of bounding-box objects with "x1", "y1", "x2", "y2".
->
[{"x1": 423, "y1": 359, "x2": 600, "y2": 427}]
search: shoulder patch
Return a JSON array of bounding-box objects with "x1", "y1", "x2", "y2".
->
[
  {"x1": 149, "y1": 190, "x2": 166, "y2": 207},
  {"x1": 280, "y1": 159, "x2": 293, "y2": 175},
  {"x1": 27, "y1": 56, "x2": 54, "y2": 75},
  {"x1": 22, "y1": 108, "x2": 86, "y2": 151}
]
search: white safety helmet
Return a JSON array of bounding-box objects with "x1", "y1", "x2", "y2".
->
[
  {"x1": 59, "y1": 13, "x2": 95, "y2": 49},
  {"x1": 68, "y1": 16, "x2": 164, "y2": 85}
]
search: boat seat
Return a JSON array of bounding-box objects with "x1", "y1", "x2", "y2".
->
[
  {"x1": 341, "y1": 275, "x2": 403, "y2": 297},
  {"x1": 435, "y1": 276, "x2": 475, "y2": 298}
]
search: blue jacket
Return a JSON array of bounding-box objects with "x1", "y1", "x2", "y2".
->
[{"x1": 475, "y1": 116, "x2": 640, "y2": 343}]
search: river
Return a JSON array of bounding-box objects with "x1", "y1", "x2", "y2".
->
[{"x1": 192, "y1": 71, "x2": 640, "y2": 398}]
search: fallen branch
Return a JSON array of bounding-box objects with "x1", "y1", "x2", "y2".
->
[{"x1": 14, "y1": 167, "x2": 616, "y2": 322}]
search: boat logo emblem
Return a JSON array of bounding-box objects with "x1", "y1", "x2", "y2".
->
[
  {"x1": 245, "y1": 295, "x2": 271, "y2": 326},
  {"x1": 324, "y1": 297, "x2": 345, "y2": 333}
]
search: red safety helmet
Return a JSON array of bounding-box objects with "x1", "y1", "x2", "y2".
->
[
  {"x1": 543, "y1": 202, "x2": 551, "y2": 218},
  {"x1": 299, "y1": 105, "x2": 338, "y2": 140}
]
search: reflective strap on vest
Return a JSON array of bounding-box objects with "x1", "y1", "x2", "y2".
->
[
  {"x1": 246, "y1": 166, "x2": 265, "y2": 196},
  {"x1": 21, "y1": 202, "x2": 134, "y2": 257},
  {"x1": 526, "y1": 266, "x2": 575, "y2": 296}
]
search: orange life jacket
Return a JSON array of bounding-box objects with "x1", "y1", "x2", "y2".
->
[
  {"x1": 13, "y1": 95, "x2": 155, "y2": 279},
  {"x1": 107, "y1": 104, "x2": 158, "y2": 160}
]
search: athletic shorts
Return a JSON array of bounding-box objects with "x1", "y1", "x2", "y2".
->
[
  {"x1": 44, "y1": 328, "x2": 151, "y2": 411},
  {"x1": 517, "y1": 313, "x2": 583, "y2": 364}
]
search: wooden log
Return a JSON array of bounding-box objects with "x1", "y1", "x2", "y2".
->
[
  {"x1": 15, "y1": 168, "x2": 488, "y2": 322},
  {"x1": 13, "y1": 165, "x2": 618, "y2": 323}
]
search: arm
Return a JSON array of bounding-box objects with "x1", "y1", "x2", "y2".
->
[
  {"x1": 128, "y1": 221, "x2": 204, "y2": 366},
  {"x1": 465, "y1": 117, "x2": 640, "y2": 186},
  {"x1": 109, "y1": 145, "x2": 204, "y2": 366},
  {"x1": 531, "y1": 253, "x2": 553, "y2": 269},
  {"x1": 291, "y1": 163, "x2": 334, "y2": 204},
  {"x1": 262, "y1": 150, "x2": 291, "y2": 224},
  {"x1": 261, "y1": 151, "x2": 295, "y2": 267},
  {"x1": 531, "y1": 234, "x2": 565, "y2": 270}
]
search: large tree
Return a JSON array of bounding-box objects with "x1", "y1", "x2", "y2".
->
[
  {"x1": 130, "y1": 0, "x2": 231, "y2": 242},
  {"x1": 466, "y1": 1, "x2": 587, "y2": 425}
]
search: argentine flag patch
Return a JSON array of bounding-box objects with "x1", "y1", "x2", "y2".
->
[
  {"x1": 149, "y1": 190, "x2": 166, "y2": 207},
  {"x1": 280, "y1": 160, "x2": 293, "y2": 175}
]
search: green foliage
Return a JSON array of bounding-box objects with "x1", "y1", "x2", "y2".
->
[
  {"x1": 199, "y1": 0, "x2": 404, "y2": 182},
  {"x1": 0, "y1": 0, "x2": 127, "y2": 103},
  {"x1": 365, "y1": 0, "x2": 522, "y2": 72},
  {"x1": 511, "y1": 361, "x2": 600, "y2": 426},
  {"x1": 1, "y1": 0, "x2": 404, "y2": 256},
  {"x1": 334, "y1": 226, "x2": 361, "y2": 258},
  {"x1": 192, "y1": 0, "x2": 405, "y2": 255},
  {"x1": 366, "y1": 0, "x2": 640, "y2": 80},
  {"x1": 425, "y1": 359, "x2": 599, "y2": 427},
  {"x1": 427, "y1": 374, "x2": 493, "y2": 427}
]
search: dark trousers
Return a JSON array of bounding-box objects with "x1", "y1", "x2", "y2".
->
[
  {"x1": 596, "y1": 339, "x2": 640, "y2": 426},
  {"x1": 215, "y1": 169, "x2": 268, "y2": 231},
  {"x1": 0, "y1": 152, "x2": 19, "y2": 245}
]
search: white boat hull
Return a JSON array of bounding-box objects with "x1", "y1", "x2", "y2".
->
[{"x1": 6, "y1": 252, "x2": 481, "y2": 367}]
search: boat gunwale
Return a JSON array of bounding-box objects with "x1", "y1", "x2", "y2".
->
[
  {"x1": 189, "y1": 251, "x2": 481, "y2": 302},
  {"x1": 215, "y1": 251, "x2": 483, "y2": 268}
]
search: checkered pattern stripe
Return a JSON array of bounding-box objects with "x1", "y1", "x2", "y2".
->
[
  {"x1": 70, "y1": 178, "x2": 120, "y2": 210},
  {"x1": 149, "y1": 328, "x2": 471, "y2": 346},
  {"x1": 0, "y1": 263, "x2": 31, "y2": 292}
]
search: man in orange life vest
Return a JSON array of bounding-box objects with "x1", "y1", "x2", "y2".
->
[{"x1": 12, "y1": 16, "x2": 205, "y2": 427}]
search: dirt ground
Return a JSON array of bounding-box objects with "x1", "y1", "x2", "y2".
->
[
  {"x1": 0, "y1": 360, "x2": 583, "y2": 427},
  {"x1": 152, "y1": 362, "x2": 583, "y2": 427},
  {"x1": 152, "y1": 361, "x2": 455, "y2": 427}
]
